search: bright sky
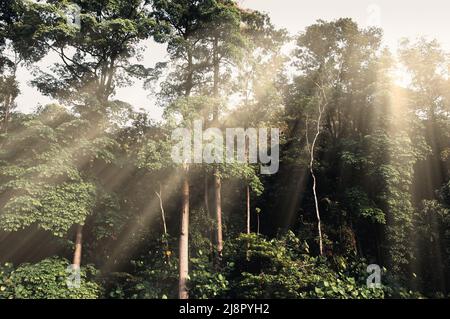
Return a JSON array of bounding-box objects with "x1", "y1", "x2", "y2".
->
[{"x1": 15, "y1": 0, "x2": 450, "y2": 119}]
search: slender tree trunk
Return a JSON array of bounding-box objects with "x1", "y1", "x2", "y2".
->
[
  {"x1": 245, "y1": 135, "x2": 251, "y2": 235},
  {"x1": 185, "y1": 43, "x2": 194, "y2": 97},
  {"x1": 310, "y1": 164, "x2": 323, "y2": 256},
  {"x1": 212, "y1": 36, "x2": 223, "y2": 258},
  {"x1": 2, "y1": 95, "x2": 11, "y2": 134},
  {"x1": 2, "y1": 57, "x2": 18, "y2": 134},
  {"x1": 257, "y1": 213, "x2": 260, "y2": 235},
  {"x1": 156, "y1": 184, "x2": 171, "y2": 262},
  {"x1": 179, "y1": 166, "x2": 190, "y2": 299},
  {"x1": 246, "y1": 185, "x2": 251, "y2": 234},
  {"x1": 178, "y1": 45, "x2": 193, "y2": 299},
  {"x1": 308, "y1": 85, "x2": 327, "y2": 256},
  {"x1": 215, "y1": 173, "x2": 223, "y2": 257},
  {"x1": 374, "y1": 225, "x2": 382, "y2": 264},
  {"x1": 72, "y1": 224, "x2": 83, "y2": 268},
  {"x1": 212, "y1": 37, "x2": 220, "y2": 114},
  {"x1": 156, "y1": 183, "x2": 167, "y2": 236},
  {"x1": 204, "y1": 175, "x2": 211, "y2": 218},
  {"x1": 245, "y1": 184, "x2": 251, "y2": 261},
  {"x1": 205, "y1": 175, "x2": 214, "y2": 258}
]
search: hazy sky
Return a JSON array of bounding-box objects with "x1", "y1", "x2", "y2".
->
[{"x1": 15, "y1": 0, "x2": 450, "y2": 119}]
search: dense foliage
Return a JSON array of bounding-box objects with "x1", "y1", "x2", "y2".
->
[
  {"x1": 0, "y1": 257, "x2": 101, "y2": 299},
  {"x1": 0, "y1": 0, "x2": 449, "y2": 299}
]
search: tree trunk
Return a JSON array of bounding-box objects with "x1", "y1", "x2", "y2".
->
[
  {"x1": 179, "y1": 166, "x2": 190, "y2": 299},
  {"x1": 2, "y1": 95, "x2": 11, "y2": 134},
  {"x1": 212, "y1": 36, "x2": 220, "y2": 117},
  {"x1": 156, "y1": 183, "x2": 167, "y2": 236},
  {"x1": 205, "y1": 175, "x2": 214, "y2": 258},
  {"x1": 311, "y1": 165, "x2": 323, "y2": 256},
  {"x1": 215, "y1": 172, "x2": 223, "y2": 257},
  {"x1": 307, "y1": 85, "x2": 327, "y2": 256},
  {"x1": 178, "y1": 42, "x2": 193, "y2": 300},
  {"x1": 245, "y1": 135, "x2": 251, "y2": 235},
  {"x1": 246, "y1": 185, "x2": 251, "y2": 234},
  {"x1": 257, "y1": 213, "x2": 260, "y2": 235},
  {"x1": 72, "y1": 224, "x2": 83, "y2": 268},
  {"x1": 204, "y1": 175, "x2": 210, "y2": 216},
  {"x1": 212, "y1": 36, "x2": 223, "y2": 258},
  {"x1": 2, "y1": 58, "x2": 18, "y2": 134}
]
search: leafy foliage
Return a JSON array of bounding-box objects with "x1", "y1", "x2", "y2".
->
[
  {"x1": 0, "y1": 257, "x2": 101, "y2": 299},
  {"x1": 1, "y1": 1, "x2": 449, "y2": 300}
]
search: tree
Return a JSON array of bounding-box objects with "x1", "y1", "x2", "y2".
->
[
  {"x1": 228, "y1": 8, "x2": 286, "y2": 235},
  {"x1": 7, "y1": 0, "x2": 158, "y2": 268},
  {"x1": 283, "y1": 19, "x2": 420, "y2": 268},
  {"x1": 22, "y1": 0, "x2": 158, "y2": 121},
  {"x1": 0, "y1": 104, "x2": 106, "y2": 242},
  {"x1": 288, "y1": 19, "x2": 381, "y2": 255},
  {"x1": 152, "y1": 0, "x2": 217, "y2": 299},
  {"x1": 0, "y1": 0, "x2": 23, "y2": 133},
  {"x1": 305, "y1": 83, "x2": 328, "y2": 255},
  {"x1": 0, "y1": 71, "x2": 19, "y2": 133},
  {"x1": 399, "y1": 38, "x2": 450, "y2": 195},
  {"x1": 399, "y1": 38, "x2": 450, "y2": 289},
  {"x1": 205, "y1": 0, "x2": 246, "y2": 258}
]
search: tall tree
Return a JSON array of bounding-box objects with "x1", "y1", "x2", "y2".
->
[
  {"x1": 152, "y1": 0, "x2": 217, "y2": 299},
  {"x1": 284, "y1": 19, "x2": 402, "y2": 259},
  {"x1": 400, "y1": 38, "x2": 450, "y2": 285},
  {"x1": 207, "y1": 1, "x2": 244, "y2": 258},
  {"x1": 227, "y1": 9, "x2": 286, "y2": 234},
  {"x1": 12, "y1": 0, "x2": 158, "y2": 268},
  {"x1": 0, "y1": 0, "x2": 24, "y2": 133}
]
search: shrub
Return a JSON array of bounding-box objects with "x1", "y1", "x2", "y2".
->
[
  {"x1": 0, "y1": 257, "x2": 101, "y2": 299},
  {"x1": 221, "y1": 233, "x2": 385, "y2": 299}
]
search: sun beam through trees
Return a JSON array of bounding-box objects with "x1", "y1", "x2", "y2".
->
[{"x1": 0, "y1": 0, "x2": 450, "y2": 300}]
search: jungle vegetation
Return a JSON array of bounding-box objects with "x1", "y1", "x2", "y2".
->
[{"x1": 0, "y1": 0, "x2": 449, "y2": 299}]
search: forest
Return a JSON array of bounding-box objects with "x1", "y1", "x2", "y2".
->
[{"x1": 0, "y1": 0, "x2": 449, "y2": 299}]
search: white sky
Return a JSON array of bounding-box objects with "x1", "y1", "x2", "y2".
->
[{"x1": 15, "y1": 0, "x2": 450, "y2": 120}]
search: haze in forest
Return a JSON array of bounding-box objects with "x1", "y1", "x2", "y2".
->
[{"x1": 2, "y1": 0, "x2": 450, "y2": 300}]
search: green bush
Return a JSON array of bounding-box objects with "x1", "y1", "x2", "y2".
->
[
  {"x1": 0, "y1": 257, "x2": 102, "y2": 299},
  {"x1": 221, "y1": 233, "x2": 385, "y2": 299},
  {"x1": 103, "y1": 235, "x2": 179, "y2": 299},
  {"x1": 189, "y1": 252, "x2": 229, "y2": 299}
]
